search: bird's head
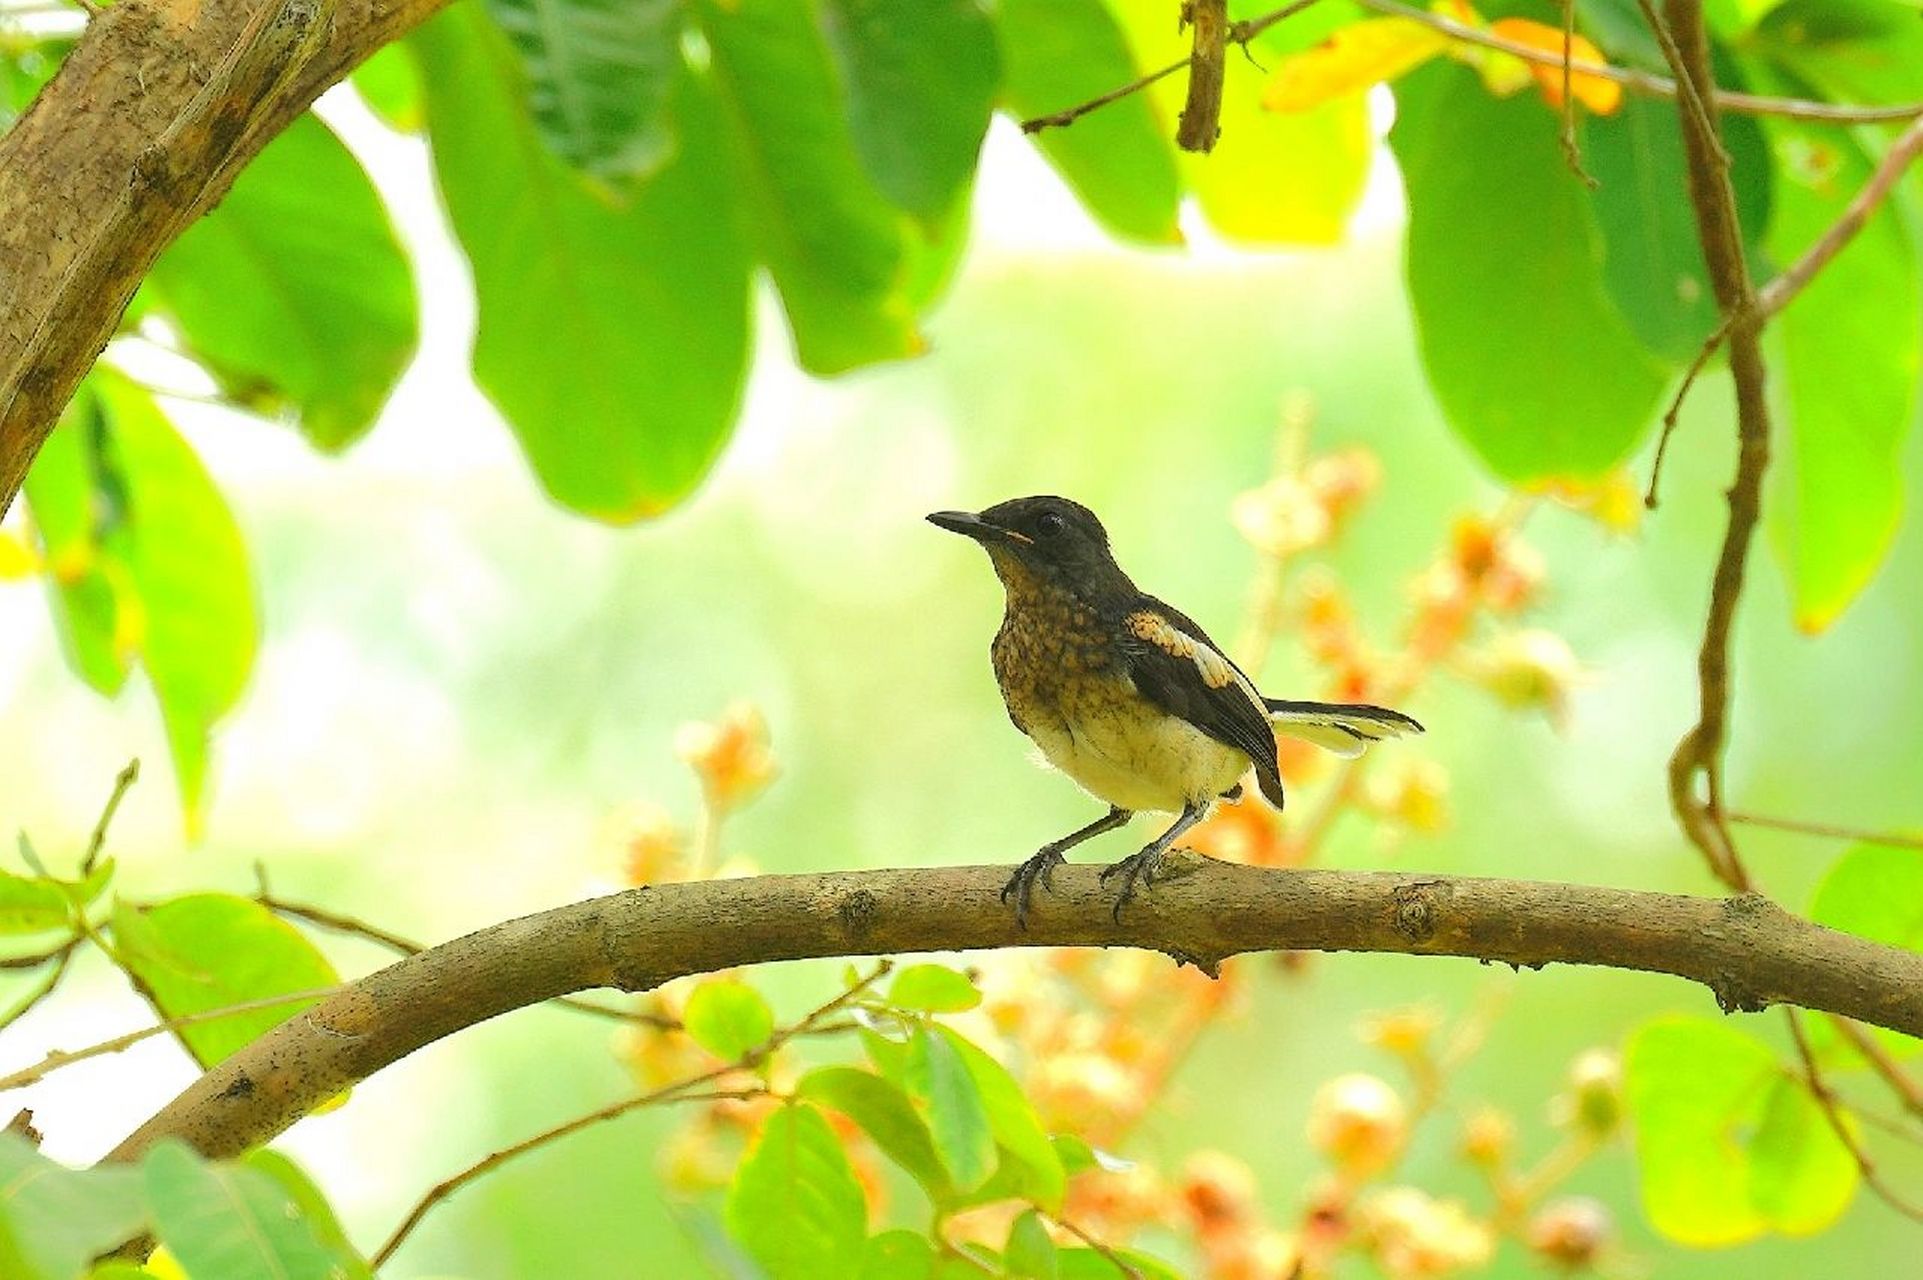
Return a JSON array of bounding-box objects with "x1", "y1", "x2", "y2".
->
[{"x1": 927, "y1": 495, "x2": 1128, "y2": 595}]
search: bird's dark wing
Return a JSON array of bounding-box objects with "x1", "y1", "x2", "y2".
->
[{"x1": 1115, "y1": 596, "x2": 1286, "y2": 805}]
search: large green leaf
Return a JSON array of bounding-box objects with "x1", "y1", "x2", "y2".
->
[
  {"x1": 1004, "y1": 1210, "x2": 1059, "y2": 1280},
  {"x1": 1391, "y1": 63, "x2": 1668, "y2": 480},
  {"x1": 903, "y1": 1025, "x2": 997, "y2": 1194},
  {"x1": 1626, "y1": 1016, "x2": 1857, "y2": 1244},
  {"x1": 144, "y1": 1142, "x2": 359, "y2": 1280},
  {"x1": 1762, "y1": 121, "x2": 1919, "y2": 631},
  {"x1": 93, "y1": 375, "x2": 257, "y2": 819},
  {"x1": 1755, "y1": 0, "x2": 1923, "y2": 104},
  {"x1": 29, "y1": 374, "x2": 256, "y2": 819},
  {"x1": 821, "y1": 0, "x2": 999, "y2": 222},
  {"x1": 0, "y1": 1133, "x2": 148, "y2": 1280},
  {"x1": 483, "y1": 0, "x2": 681, "y2": 180},
  {"x1": 352, "y1": 42, "x2": 425, "y2": 132},
  {"x1": 799, "y1": 1066, "x2": 954, "y2": 1202},
  {"x1": 695, "y1": 0, "x2": 925, "y2": 373},
  {"x1": 1112, "y1": 0, "x2": 1373, "y2": 244},
  {"x1": 148, "y1": 114, "x2": 417, "y2": 451},
  {"x1": 724, "y1": 1103, "x2": 868, "y2": 1280},
  {"x1": 414, "y1": 4, "x2": 752, "y2": 521},
  {"x1": 888, "y1": 963, "x2": 981, "y2": 1013},
  {"x1": 240, "y1": 1151, "x2": 367, "y2": 1277},
  {"x1": 860, "y1": 1230, "x2": 939, "y2": 1280},
  {"x1": 682, "y1": 976, "x2": 775, "y2": 1061},
  {"x1": 112, "y1": 893, "x2": 339, "y2": 1069},
  {"x1": 936, "y1": 1025, "x2": 1066, "y2": 1212},
  {"x1": 996, "y1": 0, "x2": 1182, "y2": 244},
  {"x1": 1585, "y1": 93, "x2": 1772, "y2": 362}
]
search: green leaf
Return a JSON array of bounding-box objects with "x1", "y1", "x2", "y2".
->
[
  {"x1": 996, "y1": 0, "x2": 1181, "y2": 243},
  {"x1": 888, "y1": 963, "x2": 981, "y2": 1013},
  {"x1": 144, "y1": 1141, "x2": 354, "y2": 1280},
  {"x1": 1005, "y1": 1210, "x2": 1059, "y2": 1280},
  {"x1": 860, "y1": 1230, "x2": 938, "y2": 1280},
  {"x1": 935, "y1": 1025, "x2": 1066, "y2": 1211},
  {"x1": 483, "y1": 0, "x2": 681, "y2": 180},
  {"x1": 96, "y1": 375, "x2": 256, "y2": 821},
  {"x1": 1, "y1": 38, "x2": 67, "y2": 128},
  {"x1": 111, "y1": 893, "x2": 339, "y2": 1069},
  {"x1": 821, "y1": 0, "x2": 999, "y2": 222},
  {"x1": 1112, "y1": 0, "x2": 1373, "y2": 244},
  {"x1": 25, "y1": 389, "x2": 133, "y2": 697},
  {"x1": 352, "y1": 42, "x2": 425, "y2": 132},
  {"x1": 1390, "y1": 63, "x2": 1667, "y2": 480},
  {"x1": 695, "y1": 0, "x2": 924, "y2": 373},
  {"x1": 725, "y1": 1103, "x2": 869, "y2": 1280},
  {"x1": 0, "y1": 858, "x2": 111, "y2": 936},
  {"x1": 1761, "y1": 121, "x2": 1919, "y2": 632},
  {"x1": 1626, "y1": 1016, "x2": 1857, "y2": 1244},
  {"x1": 682, "y1": 976, "x2": 775, "y2": 1061},
  {"x1": 904, "y1": 1025, "x2": 997, "y2": 1194},
  {"x1": 1585, "y1": 93, "x2": 1772, "y2": 362},
  {"x1": 148, "y1": 114, "x2": 417, "y2": 451},
  {"x1": 1755, "y1": 0, "x2": 1923, "y2": 105},
  {"x1": 414, "y1": 5, "x2": 752, "y2": 521},
  {"x1": 0, "y1": 1132, "x2": 148, "y2": 1280},
  {"x1": 240, "y1": 1151, "x2": 369, "y2": 1277},
  {"x1": 799, "y1": 1066, "x2": 953, "y2": 1202}
]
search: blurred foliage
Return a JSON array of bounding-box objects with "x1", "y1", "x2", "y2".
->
[{"x1": 3, "y1": 0, "x2": 1923, "y2": 1274}]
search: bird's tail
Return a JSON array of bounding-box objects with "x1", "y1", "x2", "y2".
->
[{"x1": 1265, "y1": 699, "x2": 1424, "y2": 759}]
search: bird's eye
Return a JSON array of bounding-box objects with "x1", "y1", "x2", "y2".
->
[{"x1": 1036, "y1": 511, "x2": 1066, "y2": 537}]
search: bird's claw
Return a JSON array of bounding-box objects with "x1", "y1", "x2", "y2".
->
[
  {"x1": 1100, "y1": 847, "x2": 1165, "y2": 921},
  {"x1": 1001, "y1": 848, "x2": 1066, "y2": 929}
]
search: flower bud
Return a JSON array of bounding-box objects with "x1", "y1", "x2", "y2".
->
[
  {"x1": 675, "y1": 702, "x2": 777, "y2": 811},
  {"x1": 1308, "y1": 1073, "x2": 1407, "y2": 1176},
  {"x1": 1562, "y1": 1048, "x2": 1622, "y2": 1137},
  {"x1": 1459, "y1": 1107, "x2": 1515, "y2": 1168},
  {"x1": 1527, "y1": 1196, "x2": 1613, "y2": 1268}
]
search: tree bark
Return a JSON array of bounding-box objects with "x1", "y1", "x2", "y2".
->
[
  {"x1": 0, "y1": 0, "x2": 452, "y2": 517},
  {"x1": 105, "y1": 862, "x2": 1923, "y2": 1164}
]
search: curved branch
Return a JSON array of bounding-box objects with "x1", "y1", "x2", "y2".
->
[
  {"x1": 104, "y1": 863, "x2": 1923, "y2": 1165},
  {"x1": 0, "y1": 0, "x2": 456, "y2": 517}
]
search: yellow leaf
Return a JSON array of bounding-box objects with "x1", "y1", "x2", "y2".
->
[
  {"x1": 1261, "y1": 18, "x2": 1450, "y2": 112},
  {"x1": 1488, "y1": 18, "x2": 1623, "y2": 114},
  {"x1": 0, "y1": 531, "x2": 38, "y2": 580}
]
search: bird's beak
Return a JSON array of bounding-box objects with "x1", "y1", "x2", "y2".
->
[{"x1": 926, "y1": 510, "x2": 1031, "y2": 545}]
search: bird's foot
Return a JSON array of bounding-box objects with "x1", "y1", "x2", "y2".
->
[
  {"x1": 1001, "y1": 847, "x2": 1067, "y2": 930},
  {"x1": 1099, "y1": 846, "x2": 1167, "y2": 921}
]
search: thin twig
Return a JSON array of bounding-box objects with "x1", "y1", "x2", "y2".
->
[
  {"x1": 81, "y1": 758, "x2": 139, "y2": 876},
  {"x1": 0, "y1": 945, "x2": 75, "y2": 1036},
  {"x1": 1785, "y1": 1010, "x2": 1923, "y2": 1222},
  {"x1": 1724, "y1": 811, "x2": 1923, "y2": 852},
  {"x1": 1556, "y1": 0, "x2": 1598, "y2": 187},
  {"x1": 1648, "y1": 0, "x2": 1768, "y2": 894},
  {"x1": 1755, "y1": 114, "x2": 1923, "y2": 318},
  {"x1": 1829, "y1": 1016, "x2": 1923, "y2": 1121},
  {"x1": 1643, "y1": 314, "x2": 1732, "y2": 509},
  {"x1": 1021, "y1": 0, "x2": 1326, "y2": 135},
  {"x1": 1053, "y1": 1214, "x2": 1145, "y2": 1280},
  {"x1": 371, "y1": 960, "x2": 894, "y2": 1268},
  {"x1": 0, "y1": 983, "x2": 347, "y2": 1092},
  {"x1": 251, "y1": 865, "x2": 675, "y2": 1029},
  {"x1": 1177, "y1": 0, "x2": 1230, "y2": 152}
]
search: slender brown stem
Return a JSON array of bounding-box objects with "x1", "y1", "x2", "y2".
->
[
  {"x1": 81, "y1": 758, "x2": 139, "y2": 876},
  {"x1": 1053, "y1": 1215, "x2": 1145, "y2": 1279},
  {"x1": 1725, "y1": 811, "x2": 1923, "y2": 853},
  {"x1": 370, "y1": 960, "x2": 891, "y2": 1268},
  {"x1": 1829, "y1": 1016, "x2": 1923, "y2": 1121},
  {"x1": 1785, "y1": 1010, "x2": 1923, "y2": 1222},
  {"x1": 0, "y1": 946, "x2": 76, "y2": 1035},
  {"x1": 1556, "y1": 0, "x2": 1598, "y2": 187},
  {"x1": 1643, "y1": 314, "x2": 1733, "y2": 509},
  {"x1": 0, "y1": 983, "x2": 347, "y2": 1092}
]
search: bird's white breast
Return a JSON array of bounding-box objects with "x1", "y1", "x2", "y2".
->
[{"x1": 1024, "y1": 675, "x2": 1251, "y2": 813}]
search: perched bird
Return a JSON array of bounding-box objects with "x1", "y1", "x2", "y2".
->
[{"x1": 929, "y1": 495, "x2": 1423, "y2": 924}]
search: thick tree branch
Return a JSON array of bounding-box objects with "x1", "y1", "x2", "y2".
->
[
  {"x1": 101, "y1": 864, "x2": 1923, "y2": 1167},
  {"x1": 0, "y1": 0, "x2": 456, "y2": 518},
  {"x1": 1177, "y1": 0, "x2": 1229, "y2": 153}
]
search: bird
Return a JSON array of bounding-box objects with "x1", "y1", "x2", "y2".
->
[{"x1": 929, "y1": 495, "x2": 1424, "y2": 925}]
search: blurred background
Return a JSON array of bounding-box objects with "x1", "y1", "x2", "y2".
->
[{"x1": 3, "y1": 78, "x2": 1921, "y2": 1278}]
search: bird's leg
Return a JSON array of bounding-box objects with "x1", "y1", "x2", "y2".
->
[
  {"x1": 1002, "y1": 806, "x2": 1132, "y2": 929},
  {"x1": 1100, "y1": 801, "x2": 1209, "y2": 921}
]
